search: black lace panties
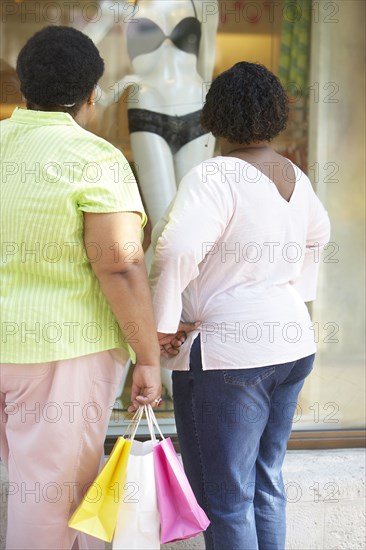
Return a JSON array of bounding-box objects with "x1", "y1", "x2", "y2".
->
[{"x1": 128, "y1": 108, "x2": 207, "y2": 154}]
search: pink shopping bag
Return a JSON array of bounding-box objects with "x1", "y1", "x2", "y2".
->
[{"x1": 153, "y1": 435, "x2": 210, "y2": 543}]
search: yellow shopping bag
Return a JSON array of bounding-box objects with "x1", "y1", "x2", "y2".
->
[{"x1": 68, "y1": 436, "x2": 132, "y2": 542}]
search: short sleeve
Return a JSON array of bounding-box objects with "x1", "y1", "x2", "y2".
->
[{"x1": 77, "y1": 147, "x2": 147, "y2": 227}]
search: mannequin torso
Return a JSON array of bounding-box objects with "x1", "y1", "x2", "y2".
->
[
  {"x1": 127, "y1": 1, "x2": 204, "y2": 113},
  {"x1": 126, "y1": 0, "x2": 219, "y2": 226}
]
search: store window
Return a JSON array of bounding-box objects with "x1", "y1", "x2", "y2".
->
[{"x1": 1, "y1": 0, "x2": 364, "y2": 443}]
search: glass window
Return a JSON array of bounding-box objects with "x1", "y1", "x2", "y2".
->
[{"x1": 304, "y1": 0, "x2": 365, "y2": 430}]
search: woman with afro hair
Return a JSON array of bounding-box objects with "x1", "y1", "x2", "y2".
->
[
  {"x1": 0, "y1": 25, "x2": 163, "y2": 550},
  {"x1": 150, "y1": 62, "x2": 331, "y2": 549}
]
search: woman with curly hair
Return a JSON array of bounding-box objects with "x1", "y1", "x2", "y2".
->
[
  {"x1": 150, "y1": 62, "x2": 331, "y2": 549},
  {"x1": 0, "y1": 26, "x2": 162, "y2": 550}
]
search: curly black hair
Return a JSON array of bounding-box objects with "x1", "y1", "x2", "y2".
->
[
  {"x1": 201, "y1": 62, "x2": 289, "y2": 144},
  {"x1": 16, "y1": 26, "x2": 104, "y2": 114}
]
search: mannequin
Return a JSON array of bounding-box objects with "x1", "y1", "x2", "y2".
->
[
  {"x1": 126, "y1": 0, "x2": 219, "y2": 226},
  {"x1": 125, "y1": 1, "x2": 218, "y2": 396},
  {"x1": 79, "y1": 0, "x2": 218, "y2": 224},
  {"x1": 80, "y1": 0, "x2": 219, "y2": 400}
]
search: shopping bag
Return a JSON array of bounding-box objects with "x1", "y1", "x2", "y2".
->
[
  {"x1": 148, "y1": 406, "x2": 211, "y2": 544},
  {"x1": 113, "y1": 437, "x2": 160, "y2": 549},
  {"x1": 68, "y1": 433, "x2": 132, "y2": 541}
]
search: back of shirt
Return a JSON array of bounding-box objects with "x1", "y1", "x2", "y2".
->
[
  {"x1": 1, "y1": 108, "x2": 146, "y2": 363},
  {"x1": 150, "y1": 156, "x2": 331, "y2": 370}
]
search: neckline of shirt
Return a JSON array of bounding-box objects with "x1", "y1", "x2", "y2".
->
[
  {"x1": 10, "y1": 107, "x2": 77, "y2": 127},
  {"x1": 215, "y1": 155, "x2": 298, "y2": 205}
]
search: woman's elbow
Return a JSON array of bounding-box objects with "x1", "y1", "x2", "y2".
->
[{"x1": 90, "y1": 249, "x2": 146, "y2": 279}]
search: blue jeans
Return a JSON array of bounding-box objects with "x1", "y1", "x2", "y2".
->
[{"x1": 172, "y1": 336, "x2": 315, "y2": 550}]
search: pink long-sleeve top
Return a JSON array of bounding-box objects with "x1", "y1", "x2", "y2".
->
[{"x1": 150, "y1": 156, "x2": 331, "y2": 371}]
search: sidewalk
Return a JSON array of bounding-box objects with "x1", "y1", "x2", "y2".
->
[{"x1": 1, "y1": 449, "x2": 365, "y2": 549}]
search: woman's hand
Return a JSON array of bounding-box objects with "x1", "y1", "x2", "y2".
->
[
  {"x1": 128, "y1": 363, "x2": 162, "y2": 412},
  {"x1": 158, "y1": 321, "x2": 200, "y2": 358}
]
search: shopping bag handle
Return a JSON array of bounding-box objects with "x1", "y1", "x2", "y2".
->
[
  {"x1": 122, "y1": 405, "x2": 165, "y2": 443},
  {"x1": 145, "y1": 404, "x2": 165, "y2": 442},
  {"x1": 122, "y1": 406, "x2": 144, "y2": 441}
]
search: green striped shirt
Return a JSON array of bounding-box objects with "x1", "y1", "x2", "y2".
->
[{"x1": 0, "y1": 108, "x2": 146, "y2": 363}]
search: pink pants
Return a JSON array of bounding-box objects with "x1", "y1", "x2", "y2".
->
[{"x1": 0, "y1": 351, "x2": 123, "y2": 550}]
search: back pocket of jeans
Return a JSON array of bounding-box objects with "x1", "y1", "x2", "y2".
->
[{"x1": 223, "y1": 366, "x2": 276, "y2": 387}]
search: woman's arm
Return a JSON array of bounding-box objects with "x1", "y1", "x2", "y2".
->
[
  {"x1": 291, "y1": 188, "x2": 331, "y2": 301},
  {"x1": 150, "y1": 164, "x2": 234, "y2": 334},
  {"x1": 84, "y1": 211, "x2": 161, "y2": 409}
]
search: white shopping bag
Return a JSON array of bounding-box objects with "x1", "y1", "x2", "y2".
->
[{"x1": 112, "y1": 438, "x2": 160, "y2": 550}]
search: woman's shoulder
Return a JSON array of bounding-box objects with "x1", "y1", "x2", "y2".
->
[
  {"x1": 60, "y1": 124, "x2": 125, "y2": 168},
  {"x1": 69, "y1": 124, "x2": 127, "y2": 163},
  {"x1": 287, "y1": 160, "x2": 317, "y2": 193},
  {"x1": 179, "y1": 156, "x2": 230, "y2": 189}
]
